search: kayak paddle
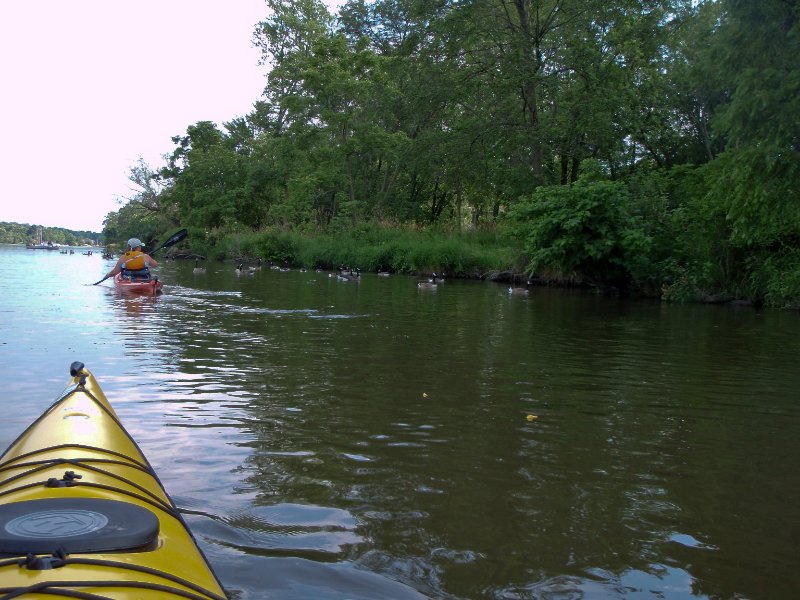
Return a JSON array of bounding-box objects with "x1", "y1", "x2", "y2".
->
[
  {"x1": 149, "y1": 228, "x2": 188, "y2": 255},
  {"x1": 91, "y1": 228, "x2": 188, "y2": 285}
]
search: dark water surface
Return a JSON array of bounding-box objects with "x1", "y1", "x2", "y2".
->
[{"x1": 1, "y1": 244, "x2": 798, "y2": 599}]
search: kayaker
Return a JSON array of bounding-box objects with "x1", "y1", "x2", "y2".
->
[{"x1": 100, "y1": 238, "x2": 159, "y2": 282}]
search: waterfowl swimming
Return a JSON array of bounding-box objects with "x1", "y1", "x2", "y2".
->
[
  {"x1": 192, "y1": 259, "x2": 206, "y2": 274},
  {"x1": 508, "y1": 280, "x2": 531, "y2": 295},
  {"x1": 249, "y1": 258, "x2": 262, "y2": 272},
  {"x1": 417, "y1": 273, "x2": 438, "y2": 290},
  {"x1": 338, "y1": 267, "x2": 361, "y2": 281},
  {"x1": 235, "y1": 263, "x2": 253, "y2": 276}
]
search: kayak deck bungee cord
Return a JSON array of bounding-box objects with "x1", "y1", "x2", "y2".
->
[{"x1": 0, "y1": 362, "x2": 226, "y2": 599}]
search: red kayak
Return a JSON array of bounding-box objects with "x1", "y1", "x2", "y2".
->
[{"x1": 114, "y1": 272, "x2": 163, "y2": 295}]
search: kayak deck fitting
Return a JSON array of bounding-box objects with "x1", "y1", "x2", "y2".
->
[{"x1": 0, "y1": 362, "x2": 226, "y2": 599}]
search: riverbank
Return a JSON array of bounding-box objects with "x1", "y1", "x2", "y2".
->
[
  {"x1": 178, "y1": 225, "x2": 519, "y2": 281},
  {"x1": 165, "y1": 225, "x2": 787, "y2": 308}
]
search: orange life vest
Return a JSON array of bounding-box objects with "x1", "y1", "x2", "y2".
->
[{"x1": 121, "y1": 250, "x2": 147, "y2": 271}]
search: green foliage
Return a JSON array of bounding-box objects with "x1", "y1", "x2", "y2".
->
[
  {"x1": 99, "y1": 0, "x2": 800, "y2": 307},
  {"x1": 760, "y1": 249, "x2": 800, "y2": 309},
  {"x1": 625, "y1": 165, "x2": 718, "y2": 296},
  {"x1": 0, "y1": 222, "x2": 101, "y2": 246},
  {"x1": 102, "y1": 202, "x2": 168, "y2": 249},
  {"x1": 195, "y1": 224, "x2": 511, "y2": 276},
  {"x1": 621, "y1": 154, "x2": 800, "y2": 307},
  {"x1": 507, "y1": 180, "x2": 651, "y2": 287},
  {"x1": 704, "y1": 146, "x2": 800, "y2": 247},
  {"x1": 711, "y1": 0, "x2": 800, "y2": 149},
  {"x1": 0, "y1": 223, "x2": 36, "y2": 244},
  {"x1": 253, "y1": 230, "x2": 300, "y2": 264}
]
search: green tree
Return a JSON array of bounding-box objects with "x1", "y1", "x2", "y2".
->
[
  {"x1": 706, "y1": 0, "x2": 800, "y2": 246},
  {"x1": 507, "y1": 178, "x2": 651, "y2": 288},
  {"x1": 688, "y1": 0, "x2": 800, "y2": 305}
]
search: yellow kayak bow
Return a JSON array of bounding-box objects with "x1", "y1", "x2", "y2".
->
[{"x1": 0, "y1": 362, "x2": 226, "y2": 599}]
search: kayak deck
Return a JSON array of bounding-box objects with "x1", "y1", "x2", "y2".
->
[
  {"x1": 113, "y1": 273, "x2": 163, "y2": 295},
  {"x1": 0, "y1": 363, "x2": 225, "y2": 599}
]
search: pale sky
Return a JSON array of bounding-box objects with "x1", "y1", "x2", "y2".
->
[{"x1": 0, "y1": 0, "x2": 341, "y2": 233}]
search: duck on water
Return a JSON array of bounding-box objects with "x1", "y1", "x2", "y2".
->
[
  {"x1": 235, "y1": 263, "x2": 254, "y2": 276},
  {"x1": 338, "y1": 267, "x2": 361, "y2": 282},
  {"x1": 418, "y1": 273, "x2": 439, "y2": 290},
  {"x1": 508, "y1": 280, "x2": 531, "y2": 295}
]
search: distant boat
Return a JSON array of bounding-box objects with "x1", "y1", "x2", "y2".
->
[
  {"x1": 26, "y1": 225, "x2": 60, "y2": 249},
  {"x1": 26, "y1": 242, "x2": 61, "y2": 250}
]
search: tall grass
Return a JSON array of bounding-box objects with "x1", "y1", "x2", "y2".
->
[{"x1": 191, "y1": 224, "x2": 515, "y2": 276}]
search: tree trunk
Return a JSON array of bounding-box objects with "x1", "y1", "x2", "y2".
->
[
  {"x1": 430, "y1": 177, "x2": 441, "y2": 223},
  {"x1": 455, "y1": 186, "x2": 463, "y2": 230},
  {"x1": 515, "y1": 0, "x2": 544, "y2": 177},
  {"x1": 377, "y1": 161, "x2": 402, "y2": 220},
  {"x1": 698, "y1": 110, "x2": 714, "y2": 162}
]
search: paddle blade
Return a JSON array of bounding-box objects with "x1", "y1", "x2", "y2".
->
[{"x1": 152, "y1": 229, "x2": 188, "y2": 253}]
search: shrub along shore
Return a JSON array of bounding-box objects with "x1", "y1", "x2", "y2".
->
[
  {"x1": 162, "y1": 224, "x2": 789, "y2": 309},
  {"x1": 175, "y1": 225, "x2": 518, "y2": 281}
]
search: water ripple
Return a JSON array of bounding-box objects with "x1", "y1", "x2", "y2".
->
[{"x1": 2, "y1": 250, "x2": 799, "y2": 600}]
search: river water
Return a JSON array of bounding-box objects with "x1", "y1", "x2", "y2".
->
[{"x1": 0, "y1": 244, "x2": 798, "y2": 599}]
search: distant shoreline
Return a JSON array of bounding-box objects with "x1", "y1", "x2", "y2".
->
[{"x1": 1, "y1": 242, "x2": 100, "y2": 248}]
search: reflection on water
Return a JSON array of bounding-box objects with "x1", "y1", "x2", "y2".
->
[{"x1": 1, "y1": 245, "x2": 799, "y2": 599}]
